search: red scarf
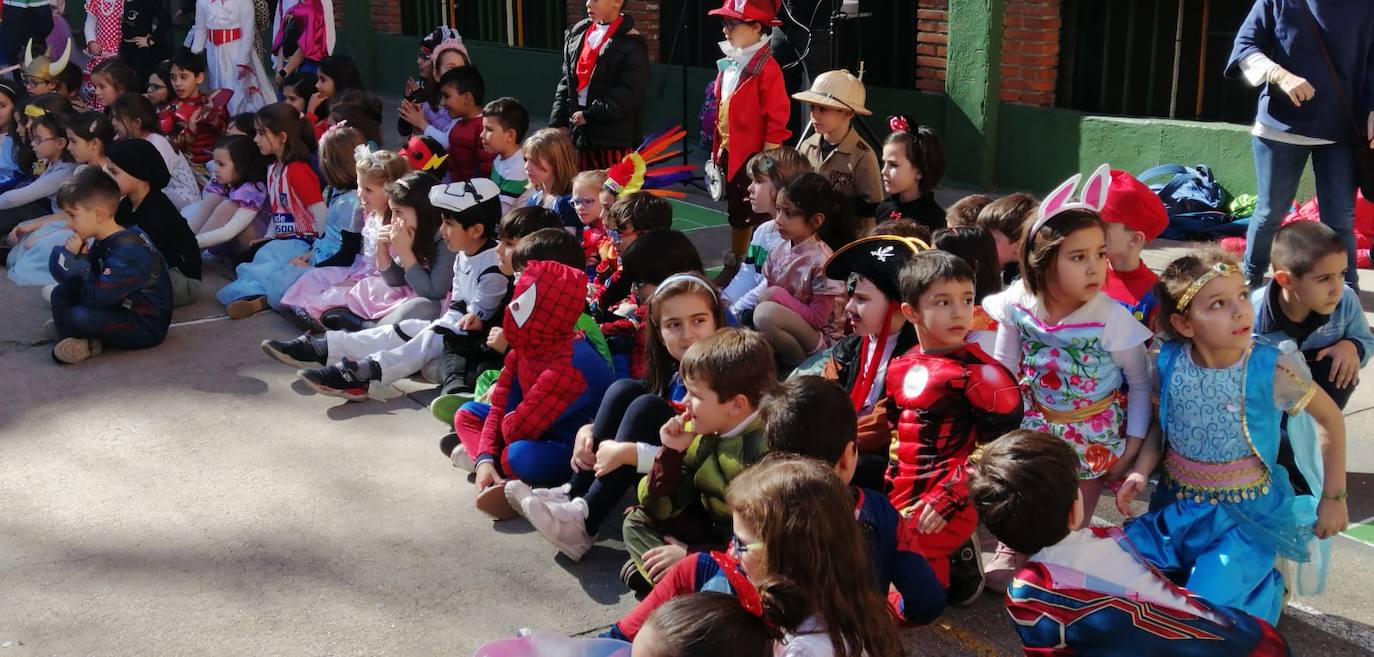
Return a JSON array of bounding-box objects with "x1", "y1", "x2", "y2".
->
[
  {"x1": 850, "y1": 307, "x2": 899, "y2": 411},
  {"x1": 575, "y1": 16, "x2": 623, "y2": 93}
]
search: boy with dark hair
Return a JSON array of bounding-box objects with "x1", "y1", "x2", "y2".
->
[
  {"x1": 623, "y1": 327, "x2": 774, "y2": 595},
  {"x1": 47, "y1": 167, "x2": 173, "y2": 364},
  {"x1": 165, "y1": 48, "x2": 227, "y2": 165},
  {"x1": 885, "y1": 250, "x2": 1023, "y2": 605},
  {"x1": 975, "y1": 192, "x2": 1036, "y2": 284},
  {"x1": 271, "y1": 179, "x2": 512, "y2": 402},
  {"x1": 1252, "y1": 221, "x2": 1374, "y2": 408},
  {"x1": 607, "y1": 376, "x2": 945, "y2": 639},
  {"x1": 596, "y1": 191, "x2": 675, "y2": 310},
  {"x1": 481, "y1": 97, "x2": 531, "y2": 211},
  {"x1": 510, "y1": 226, "x2": 586, "y2": 273},
  {"x1": 438, "y1": 66, "x2": 494, "y2": 183},
  {"x1": 969, "y1": 430, "x2": 1292, "y2": 656}
]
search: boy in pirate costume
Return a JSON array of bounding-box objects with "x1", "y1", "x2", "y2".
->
[{"x1": 706, "y1": 0, "x2": 790, "y2": 277}]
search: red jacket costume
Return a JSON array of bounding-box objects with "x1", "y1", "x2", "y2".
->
[
  {"x1": 474, "y1": 261, "x2": 613, "y2": 470},
  {"x1": 712, "y1": 45, "x2": 790, "y2": 180},
  {"x1": 885, "y1": 342, "x2": 1022, "y2": 585}
]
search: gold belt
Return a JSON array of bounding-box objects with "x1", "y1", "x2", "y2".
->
[{"x1": 1031, "y1": 391, "x2": 1119, "y2": 424}]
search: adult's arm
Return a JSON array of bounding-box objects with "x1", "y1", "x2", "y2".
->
[{"x1": 1225, "y1": 0, "x2": 1275, "y2": 79}]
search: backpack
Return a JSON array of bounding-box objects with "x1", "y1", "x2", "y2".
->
[{"x1": 1138, "y1": 164, "x2": 1247, "y2": 240}]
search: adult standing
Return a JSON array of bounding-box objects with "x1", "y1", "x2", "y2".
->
[
  {"x1": 550, "y1": 0, "x2": 650, "y2": 171},
  {"x1": 2, "y1": 0, "x2": 55, "y2": 71},
  {"x1": 1227, "y1": 0, "x2": 1374, "y2": 288}
]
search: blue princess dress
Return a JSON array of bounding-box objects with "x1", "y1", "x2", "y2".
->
[
  {"x1": 1125, "y1": 339, "x2": 1329, "y2": 625},
  {"x1": 216, "y1": 187, "x2": 358, "y2": 307}
]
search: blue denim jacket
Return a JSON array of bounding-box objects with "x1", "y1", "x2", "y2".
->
[{"x1": 1251, "y1": 283, "x2": 1374, "y2": 363}]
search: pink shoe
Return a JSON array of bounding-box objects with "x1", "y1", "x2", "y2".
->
[{"x1": 983, "y1": 542, "x2": 1028, "y2": 594}]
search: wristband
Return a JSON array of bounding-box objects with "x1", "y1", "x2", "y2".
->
[{"x1": 1321, "y1": 489, "x2": 1348, "y2": 502}]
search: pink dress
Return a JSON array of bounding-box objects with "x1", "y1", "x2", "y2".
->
[
  {"x1": 761, "y1": 234, "x2": 845, "y2": 346},
  {"x1": 279, "y1": 211, "x2": 416, "y2": 318}
]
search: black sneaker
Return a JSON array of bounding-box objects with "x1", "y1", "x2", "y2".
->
[
  {"x1": 620, "y1": 559, "x2": 653, "y2": 600},
  {"x1": 946, "y1": 530, "x2": 986, "y2": 607},
  {"x1": 261, "y1": 335, "x2": 327, "y2": 368},
  {"x1": 439, "y1": 431, "x2": 461, "y2": 458},
  {"x1": 298, "y1": 358, "x2": 376, "y2": 401},
  {"x1": 321, "y1": 307, "x2": 368, "y2": 332}
]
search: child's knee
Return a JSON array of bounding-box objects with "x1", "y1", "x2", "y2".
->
[{"x1": 503, "y1": 440, "x2": 572, "y2": 485}]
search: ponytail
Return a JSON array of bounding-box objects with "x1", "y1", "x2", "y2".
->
[{"x1": 256, "y1": 102, "x2": 316, "y2": 163}]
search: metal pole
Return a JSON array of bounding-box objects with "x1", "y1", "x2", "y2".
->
[
  {"x1": 506, "y1": 0, "x2": 515, "y2": 46},
  {"x1": 1169, "y1": 0, "x2": 1184, "y2": 119},
  {"x1": 1120, "y1": 0, "x2": 1137, "y2": 113},
  {"x1": 1194, "y1": 0, "x2": 1211, "y2": 118},
  {"x1": 1146, "y1": 0, "x2": 1161, "y2": 111}
]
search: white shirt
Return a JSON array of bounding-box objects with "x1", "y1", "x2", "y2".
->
[
  {"x1": 718, "y1": 36, "x2": 771, "y2": 100},
  {"x1": 577, "y1": 21, "x2": 615, "y2": 106}
]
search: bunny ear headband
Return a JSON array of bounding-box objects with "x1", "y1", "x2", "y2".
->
[{"x1": 1027, "y1": 163, "x2": 1112, "y2": 239}]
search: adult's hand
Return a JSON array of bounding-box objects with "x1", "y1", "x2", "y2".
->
[
  {"x1": 1367, "y1": 111, "x2": 1373, "y2": 147},
  {"x1": 1269, "y1": 66, "x2": 1315, "y2": 107}
]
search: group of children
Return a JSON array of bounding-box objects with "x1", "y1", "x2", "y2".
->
[{"x1": 2, "y1": 1, "x2": 1362, "y2": 655}]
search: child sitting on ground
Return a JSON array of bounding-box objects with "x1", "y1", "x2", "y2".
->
[
  {"x1": 622, "y1": 327, "x2": 774, "y2": 594},
  {"x1": 887, "y1": 250, "x2": 1023, "y2": 605},
  {"x1": 874, "y1": 116, "x2": 944, "y2": 233},
  {"x1": 1252, "y1": 221, "x2": 1374, "y2": 409},
  {"x1": 109, "y1": 92, "x2": 201, "y2": 210},
  {"x1": 571, "y1": 169, "x2": 610, "y2": 274},
  {"x1": 438, "y1": 66, "x2": 493, "y2": 184},
  {"x1": 752, "y1": 172, "x2": 853, "y2": 369},
  {"x1": 106, "y1": 138, "x2": 202, "y2": 307},
  {"x1": 522, "y1": 127, "x2": 581, "y2": 232},
  {"x1": 460, "y1": 255, "x2": 616, "y2": 518},
  {"x1": 1118, "y1": 248, "x2": 1347, "y2": 625},
  {"x1": 165, "y1": 48, "x2": 228, "y2": 166},
  {"x1": 632, "y1": 592, "x2": 794, "y2": 657},
  {"x1": 820, "y1": 234, "x2": 927, "y2": 491},
  {"x1": 510, "y1": 272, "x2": 725, "y2": 562},
  {"x1": 969, "y1": 430, "x2": 1293, "y2": 655},
  {"x1": 480, "y1": 97, "x2": 530, "y2": 212},
  {"x1": 47, "y1": 166, "x2": 172, "y2": 364},
  {"x1": 1099, "y1": 169, "x2": 1168, "y2": 323},
  {"x1": 975, "y1": 192, "x2": 1036, "y2": 285},
  {"x1": 720, "y1": 146, "x2": 812, "y2": 320},
  {"x1": 287, "y1": 179, "x2": 511, "y2": 401},
  {"x1": 187, "y1": 135, "x2": 270, "y2": 253},
  {"x1": 594, "y1": 191, "x2": 675, "y2": 312}
]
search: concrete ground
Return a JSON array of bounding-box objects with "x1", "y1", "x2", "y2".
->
[{"x1": 2, "y1": 102, "x2": 1373, "y2": 654}]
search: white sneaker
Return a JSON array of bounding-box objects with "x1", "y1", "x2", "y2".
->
[
  {"x1": 41, "y1": 284, "x2": 56, "y2": 302},
  {"x1": 534, "y1": 483, "x2": 571, "y2": 504},
  {"x1": 450, "y1": 445, "x2": 474, "y2": 473},
  {"x1": 523, "y1": 496, "x2": 593, "y2": 561},
  {"x1": 504, "y1": 480, "x2": 535, "y2": 518}
]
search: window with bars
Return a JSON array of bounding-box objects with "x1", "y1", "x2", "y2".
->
[
  {"x1": 657, "y1": 0, "x2": 915, "y2": 90},
  {"x1": 401, "y1": 0, "x2": 567, "y2": 50},
  {"x1": 1057, "y1": 0, "x2": 1256, "y2": 124}
]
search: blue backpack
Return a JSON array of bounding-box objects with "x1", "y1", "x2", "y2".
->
[{"x1": 1138, "y1": 164, "x2": 1247, "y2": 240}]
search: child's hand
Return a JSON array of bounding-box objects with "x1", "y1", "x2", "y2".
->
[
  {"x1": 188, "y1": 105, "x2": 210, "y2": 130},
  {"x1": 594, "y1": 441, "x2": 636, "y2": 477},
  {"x1": 404, "y1": 78, "x2": 419, "y2": 96},
  {"x1": 307, "y1": 91, "x2": 327, "y2": 117},
  {"x1": 1317, "y1": 340, "x2": 1361, "y2": 389},
  {"x1": 1114, "y1": 472, "x2": 1148, "y2": 517},
  {"x1": 1314, "y1": 497, "x2": 1349, "y2": 539},
  {"x1": 390, "y1": 222, "x2": 415, "y2": 252},
  {"x1": 398, "y1": 100, "x2": 428, "y2": 130},
  {"x1": 126, "y1": 35, "x2": 151, "y2": 48},
  {"x1": 659, "y1": 411, "x2": 695, "y2": 452},
  {"x1": 909, "y1": 500, "x2": 948, "y2": 535},
  {"x1": 474, "y1": 461, "x2": 504, "y2": 492},
  {"x1": 486, "y1": 326, "x2": 508, "y2": 353},
  {"x1": 63, "y1": 234, "x2": 85, "y2": 254},
  {"x1": 642, "y1": 537, "x2": 688, "y2": 582},
  {"x1": 289, "y1": 254, "x2": 311, "y2": 267},
  {"x1": 457, "y1": 313, "x2": 483, "y2": 331},
  {"x1": 571, "y1": 424, "x2": 597, "y2": 471},
  {"x1": 87, "y1": 41, "x2": 103, "y2": 57}
]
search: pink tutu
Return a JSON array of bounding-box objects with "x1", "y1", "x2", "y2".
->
[
  {"x1": 279, "y1": 264, "x2": 368, "y2": 318},
  {"x1": 345, "y1": 274, "x2": 416, "y2": 319}
]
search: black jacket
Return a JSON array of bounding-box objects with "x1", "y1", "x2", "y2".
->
[{"x1": 550, "y1": 15, "x2": 650, "y2": 151}]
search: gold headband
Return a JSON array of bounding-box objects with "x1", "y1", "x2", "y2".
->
[{"x1": 1176, "y1": 262, "x2": 1241, "y2": 311}]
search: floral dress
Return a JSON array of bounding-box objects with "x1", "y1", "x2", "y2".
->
[{"x1": 985, "y1": 283, "x2": 1152, "y2": 479}]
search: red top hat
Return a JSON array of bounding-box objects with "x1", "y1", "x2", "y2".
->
[
  {"x1": 1100, "y1": 169, "x2": 1168, "y2": 241},
  {"x1": 708, "y1": 0, "x2": 783, "y2": 26}
]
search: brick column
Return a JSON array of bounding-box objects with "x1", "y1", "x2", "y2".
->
[
  {"x1": 371, "y1": 0, "x2": 402, "y2": 35},
  {"x1": 566, "y1": 0, "x2": 662, "y2": 62},
  {"x1": 915, "y1": 0, "x2": 1059, "y2": 106}
]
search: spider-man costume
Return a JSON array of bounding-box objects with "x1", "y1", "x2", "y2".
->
[
  {"x1": 455, "y1": 260, "x2": 615, "y2": 484},
  {"x1": 1006, "y1": 527, "x2": 1291, "y2": 656},
  {"x1": 885, "y1": 342, "x2": 1022, "y2": 586}
]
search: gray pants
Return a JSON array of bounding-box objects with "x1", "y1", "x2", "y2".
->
[{"x1": 169, "y1": 269, "x2": 202, "y2": 308}]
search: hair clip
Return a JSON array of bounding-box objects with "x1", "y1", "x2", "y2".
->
[
  {"x1": 24, "y1": 104, "x2": 50, "y2": 119},
  {"x1": 323, "y1": 119, "x2": 350, "y2": 137},
  {"x1": 1175, "y1": 262, "x2": 1241, "y2": 312},
  {"x1": 1027, "y1": 163, "x2": 1112, "y2": 240},
  {"x1": 888, "y1": 115, "x2": 910, "y2": 133}
]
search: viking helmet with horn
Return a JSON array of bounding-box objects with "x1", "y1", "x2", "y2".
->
[{"x1": 23, "y1": 37, "x2": 73, "y2": 82}]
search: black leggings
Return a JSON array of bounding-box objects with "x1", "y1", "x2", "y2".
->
[{"x1": 569, "y1": 378, "x2": 675, "y2": 534}]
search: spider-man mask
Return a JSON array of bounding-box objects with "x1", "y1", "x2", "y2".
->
[{"x1": 504, "y1": 260, "x2": 586, "y2": 350}]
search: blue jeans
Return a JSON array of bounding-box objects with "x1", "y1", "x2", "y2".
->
[{"x1": 1244, "y1": 137, "x2": 1358, "y2": 287}]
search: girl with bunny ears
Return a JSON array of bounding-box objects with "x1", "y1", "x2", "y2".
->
[
  {"x1": 874, "y1": 115, "x2": 945, "y2": 235},
  {"x1": 981, "y1": 165, "x2": 1154, "y2": 590}
]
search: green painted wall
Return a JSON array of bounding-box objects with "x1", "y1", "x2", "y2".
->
[{"x1": 944, "y1": 0, "x2": 1004, "y2": 188}]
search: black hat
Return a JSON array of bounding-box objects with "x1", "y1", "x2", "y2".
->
[
  {"x1": 429, "y1": 178, "x2": 502, "y2": 229},
  {"x1": 823, "y1": 235, "x2": 929, "y2": 300},
  {"x1": 106, "y1": 139, "x2": 171, "y2": 189}
]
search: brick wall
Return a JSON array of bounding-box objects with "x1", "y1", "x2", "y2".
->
[
  {"x1": 914, "y1": 0, "x2": 1061, "y2": 106},
  {"x1": 373, "y1": 0, "x2": 402, "y2": 35},
  {"x1": 565, "y1": 0, "x2": 662, "y2": 62}
]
